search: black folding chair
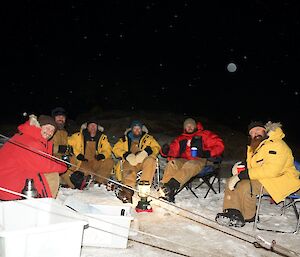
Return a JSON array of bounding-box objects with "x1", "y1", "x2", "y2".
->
[{"x1": 176, "y1": 156, "x2": 222, "y2": 199}]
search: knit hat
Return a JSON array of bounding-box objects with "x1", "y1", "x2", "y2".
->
[
  {"x1": 51, "y1": 107, "x2": 67, "y2": 117},
  {"x1": 87, "y1": 120, "x2": 98, "y2": 126},
  {"x1": 38, "y1": 115, "x2": 57, "y2": 129},
  {"x1": 130, "y1": 120, "x2": 143, "y2": 130},
  {"x1": 247, "y1": 121, "x2": 265, "y2": 133},
  {"x1": 183, "y1": 118, "x2": 196, "y2": 129},
  {"x1": 86, "y1": 116, "x2": 99, "y2": 126}
]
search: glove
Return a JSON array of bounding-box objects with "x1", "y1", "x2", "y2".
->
[
  {"x1": 231, "y1": 161, "x2": 246, "y2": 176},
  {"x1": 228, "y1": 175, "x2": 240, "y2": 191},
  {"x1": 135, "y1": 150, "x2": 148, "y2": 164},
  {"x1": 95, "y1": 154, "x2": 105, "y2": 161},
  {"x1": 160, "y1": 143, "x2": 170, "y2": 157},
  {"x1": 199, "y1": 150, "x2": 211, "y2": 158},
  {"x1": 144, "y1": 146, "x2": 153, "y2": 155},
  {"x1": 77, "y1": 154, "x2": 88, "y2": 162},
  {"x1": 123, "y1": 151, "x2": 131, "y2": 159},
  {"x1": 126, "y1": 153, "x2": 138, "y2": 166}
]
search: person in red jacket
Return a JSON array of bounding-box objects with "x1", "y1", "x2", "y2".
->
[
  {"x1": 159, "y1": 118, "x2": 225, "y2": 202},
  {"x1": 0, "y1": 114, "x2": 67, "y2": 200}
]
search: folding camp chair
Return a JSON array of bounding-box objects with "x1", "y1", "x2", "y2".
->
[
  {"x1": 253, "y1": 161, "x2": 300, "y2": 233},
  {"x1": 253, "y1": 186, "x2": 300, "y2": 233},
  {"x1": 283, "y1": 194, "x2": 300, "y2": 234},
  {"x1": 176, "y1": 156, "x2": 222, "y2": 199}
]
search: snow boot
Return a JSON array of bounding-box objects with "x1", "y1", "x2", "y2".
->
[
  {"x1": 215, "y1": 208, "x2": 245, "y2": 227},
  {"x1": 70, "y1": 171, "x2": 91, "y2": 190},
  {"x1": 116, "y1": 187, "x2": 134, "y2": 203},
  {"x1": 159, "y1": 178, "x2": 180, "y2": 203},
  {"x1": 245, "y1": 215, "x2": 258, "y2": 223}
]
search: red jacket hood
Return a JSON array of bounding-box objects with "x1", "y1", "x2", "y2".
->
[{"x1": 18, "y1": 121, "x2": 47, "y2": 144}]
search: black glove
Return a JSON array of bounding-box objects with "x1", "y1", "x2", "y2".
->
[
  {"x1": 160, "y1": 143, "x2": 170, "y2": 157},
  {"x1": 144, "y1": 146, "x2": 153, "y2": 155},
  {"x1": 58, "y1": 145, "x2": 68, "y2": 154},
  {"x1": 95, "y1": 154, "x2": 105, "y2": 161},
  {"x1": 77, "y1": 154, "x2": 88, "y2": 162},
  {"x1": 123, "y1": 151, "x2": 131, "y2": 159},
  {"x1": 70, "y1": 171, "x2": 85, "y2": 189},
  {"x1": 199, "y1": 150, "x2": 211, "y2": 158}
]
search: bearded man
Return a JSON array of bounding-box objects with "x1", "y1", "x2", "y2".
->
[
  {"x1": 215, "y1": 121, "x2": 300, "y2": 227},
  {"x1": 45, "y1": 107, "x2": 70, "y2": 197}
]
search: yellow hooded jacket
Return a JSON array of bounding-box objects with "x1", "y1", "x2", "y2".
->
[
  {"x1": 67, "y1": 123, "x2": 112, "y2": 167},
  {"x1": 247, "y1": 123, "x2": 300, "y2": 203},
  {"x1": 112, "y1": 126, "x2": 161, "y2": 181}
]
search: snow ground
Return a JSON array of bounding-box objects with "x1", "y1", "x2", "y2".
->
[{"x1": 56, "y1": 176, "x2": 300, "y2": 257}]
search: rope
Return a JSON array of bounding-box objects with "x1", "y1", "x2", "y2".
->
[
  {"x1": 1, "y1": 133, "x2": 299, "y2": 257},
  {"x1": 0, "y1": 186, "x2": 30, "y2": 199}
]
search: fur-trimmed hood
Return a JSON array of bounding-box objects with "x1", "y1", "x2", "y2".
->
[
  {"x1": 17, "y1": 114, "x2": 46, "y2": 143},
  {"x1": 264, "y1": 121, "x2": 285, "y2": 140},
  {"x1": 80, "y1": 122, "x2": 104, "y2": 132},
  {"x1": 123, "y1": 125, "x2": 148, "y2": 136}
]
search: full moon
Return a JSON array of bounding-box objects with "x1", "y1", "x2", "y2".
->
[{"x1": 227, "y1": 63, "x2": 237, "y2": 72}]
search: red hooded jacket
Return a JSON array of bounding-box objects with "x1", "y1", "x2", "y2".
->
[
  {"x1": 168, "y1": 121, "x2": 224, "y2": 161},
  {"x1": 0, "y1": 121, "x2": 67, "y2": 200}
]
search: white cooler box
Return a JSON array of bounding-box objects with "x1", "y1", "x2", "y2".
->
[
  {"x1": 0, "y1": 198, "x2": 88, "y2": 257},
  {"x1": 64, "y1": 197, "x2": 134, "y2": 249}
]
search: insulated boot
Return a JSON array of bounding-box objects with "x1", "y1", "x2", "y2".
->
[
  {"x1": 159, "y1": 178, "x2": 180, "y2": 203},
  {"x1": 116, "y1": 187, "x2": 134, "y2": 203},
  {"x1": 215, "y1": 208, "x2": 245, "y2": 227},
  {"x1": 70, "y1": 171, "x2": 91, "y2": 190},
  {"x1": 245, "y1": 215, "x2": 258, "y2": 223}
]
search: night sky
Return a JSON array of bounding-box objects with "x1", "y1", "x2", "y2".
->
[{"x1": 1, "y1": 1, "x2": 300, "y2": 140}]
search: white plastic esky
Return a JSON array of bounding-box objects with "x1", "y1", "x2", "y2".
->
[{"x1": 56, "y1": 176, "x2": 300, "y2": 257}]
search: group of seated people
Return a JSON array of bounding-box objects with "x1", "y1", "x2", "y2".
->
[{"x1": 0, "y1": 107, "x2": 299, "y2": 229}]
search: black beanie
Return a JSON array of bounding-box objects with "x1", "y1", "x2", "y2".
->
[
  {"x1": 247, "y1": 121, "x2": 265, "y2": 132},
  {"x1": 86, "y1": 117, "x2": 98, "y2": 126},
  {"x1": 51, "y1": 107, "x2": 66, "y2": 117}
]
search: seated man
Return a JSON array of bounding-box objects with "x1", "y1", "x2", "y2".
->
[
  {"x1": 159, "y1": 118, "x2": 225, "y2": 202},
  {"x1": 112, "y1": 120, "x2": 161, "y2": 203},
  {"x1": 67, "y1": 118, "x2": 114, "y2": 189},
  {"x1": 45, "y1": 107, "x2": 70, "y2": 195},
  {"x1": 215, "y1": 121, "x2": 300, "y2": 227}
]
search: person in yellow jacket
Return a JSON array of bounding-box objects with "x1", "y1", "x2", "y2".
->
[
  {"x1": 44, "y1": 107, "x2": 70, "y2": 197},
  {"x1": 46, "y1": 107, "x2": 75, "y2": 192},
  {"x1": 215, "y1": 121, "x2": 300, "y2": 227},
  {"x1": 67, "y1": 118, "x2": 114, "y2": 189},
  {"x1": 112, "y1": 120, "x2": 161, "y2": 203}
]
